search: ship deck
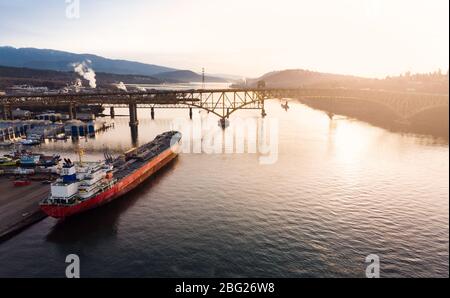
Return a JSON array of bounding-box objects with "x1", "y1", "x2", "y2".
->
[{"x1": 112, "y1": 131, "x2": 180, "y2": 181}]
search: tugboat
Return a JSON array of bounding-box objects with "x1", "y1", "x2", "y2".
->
[
  {"x1": 18, "y1": 154, "x2": 61, "y2": 168},
  {"x1": 19, "y1": 155, "x2": 41, "y2": 167},
  {"x1": 39, "y1": 154, "x2": 61, "y2": 167},
  {"x1": 40, "y1": 131, "x2": 182, "y2": 218}
]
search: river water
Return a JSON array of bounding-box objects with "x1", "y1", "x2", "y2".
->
[{"x1": 0, "y1": 86, "x2": 448, "y2": 278}]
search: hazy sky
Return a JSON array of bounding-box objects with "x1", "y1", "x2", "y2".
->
[{"x1": 0, "y1": 0, "x2": 448, "y2": 77}]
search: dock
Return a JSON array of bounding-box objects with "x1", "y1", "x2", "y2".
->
[{"x1": 0, "y1": 176, "x2": 49, "y2": 242}]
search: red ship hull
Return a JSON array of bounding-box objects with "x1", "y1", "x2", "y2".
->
[{"x1": 40, "y1": 146, "x2": 178, "y2": 218}]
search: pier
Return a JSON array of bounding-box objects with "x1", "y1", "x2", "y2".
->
[
  {"x1": 0, "y1": 176, "x2": 49, "y2": 242},
  {"x1": 64, "y1": 119, "x2": 114, "y2": 137}
]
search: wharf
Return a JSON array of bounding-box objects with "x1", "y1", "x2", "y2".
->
[{"x1": 0, "y1": 176, "x2": 49, "y2": 242}]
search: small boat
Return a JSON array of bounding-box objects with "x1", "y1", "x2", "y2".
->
[
  {"x1": 55, "y1": 133, "x2": 67, "y2": 140},
  {"x1": 20, "y1": 139, "x2": 41, "y2": 146},
  {"x1": 39, "y1": 154, "x2": 61, "y2": 167},
  {"x1": 0, "y1": 156, "x2": 19, "y2": 167},
  {"x1": 20, "y1": 155, "x2": 41, "y2": 167},
  {"x1": 6, "y1": 149, "x2": 33, "y2": 160}
]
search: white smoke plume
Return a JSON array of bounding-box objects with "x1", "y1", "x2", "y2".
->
[
  {"x1": 72, "y1": 61, "x2": 97, "y2": 88},
  {"x1": 116, "y1": 82, "x2": 128, "y2": 91}
]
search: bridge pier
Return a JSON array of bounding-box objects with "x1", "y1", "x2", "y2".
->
[
  {"x1": 110, "y1": 107, "x2": 115, "y2": 119},
  {"x1": 219, "y1": 117, "x2": 230, "y2": 129},
  {"x1": 129, "y1": 103, "x2": 139, "y2": 145},
  {"x1": 151, "y1": 107, "x2": 155, "y2": 120},
  {"x1": 129, "y1": 103, "x2": 139, "y2": 127},
  {"x1": 130, "y1": 124, "x2": 139, "y2": 147},
  {"x1": 261, "y1": 99, "x2": 267, "y2": 118},
  {"x1": 4, "y1": 105, "x2": 12, "y2": 120},
  {"x1": 69, "y1": 103, "x2": 76, "y2": 120},
  {"x1": 1, "y1": 105, "x2": 8, "y2": 120}
]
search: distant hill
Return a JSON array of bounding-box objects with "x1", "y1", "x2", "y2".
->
[
  {"x1": 155, "y1": 70, "x2": 228, "y2": 83},
  {"x1": 0, "y1": 46, "x2": 230, "y2": 83},
  {"x1": 0, "y1": 65, "x2": 162, "y2": 90},
  {"x1": 243, "y1": 69, "x2": 449, "y2": 94},
  {"x1": 244, "y1": 69, "x2": 363, "y2": 88},
  {"x1": 0, "y1": 46, "x2": 176, "y2": 76}
]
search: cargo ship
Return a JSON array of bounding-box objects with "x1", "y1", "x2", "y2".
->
[{"x1": 40, "y1": 131, "x2": 181, "y2": 218}]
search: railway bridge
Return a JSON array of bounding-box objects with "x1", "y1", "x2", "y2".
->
[{"x1": 0, "y1": 88, "x2": 448, "y2": 128}]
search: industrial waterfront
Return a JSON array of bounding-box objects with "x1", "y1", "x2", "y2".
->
[{"x1": 0, "y1": 95, "x2": 447, "y2": 278}]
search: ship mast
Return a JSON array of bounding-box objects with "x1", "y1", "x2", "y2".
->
[{"x1": 76, "y1": 146, "x2": 85, "y2": 166}]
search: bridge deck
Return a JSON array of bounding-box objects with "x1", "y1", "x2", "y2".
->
[{"x1": 0, "y1": 88, "x2": 448, "y2": 120}]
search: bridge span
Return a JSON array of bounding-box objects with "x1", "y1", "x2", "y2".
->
[{"x1": 0, "y1": 88, "x2": 448, "y2": 127}]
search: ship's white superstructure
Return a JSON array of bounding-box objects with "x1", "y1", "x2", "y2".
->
[{"x1": 47, "y1": 159, "x2": 114, "y2": 205}]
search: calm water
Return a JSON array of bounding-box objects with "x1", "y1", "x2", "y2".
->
[{"x1": 0, "y1": 94, "x2": 448, "y2": 277}]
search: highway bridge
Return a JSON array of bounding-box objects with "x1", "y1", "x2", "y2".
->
[{"x1": 0, "y1": 88, "x2": 448, "y2": 128}]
